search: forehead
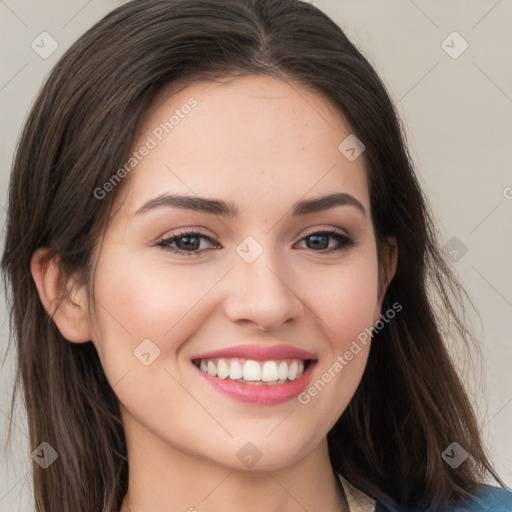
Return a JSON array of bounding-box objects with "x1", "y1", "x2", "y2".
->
[{"x1": 114, "y1": 75, "x2": 369, "y2": 218}]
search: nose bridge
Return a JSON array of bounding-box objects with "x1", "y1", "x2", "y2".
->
[{"x1": 223, "y1": 234, "x2": 303, "y2": 328}]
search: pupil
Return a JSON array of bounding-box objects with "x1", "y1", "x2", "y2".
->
[
  {"x1": 308, "y1": 234, "x2": 328, "y2": 250},
  {"x1": 179, "y1": 235, "x2": 199, "y2": 251}
]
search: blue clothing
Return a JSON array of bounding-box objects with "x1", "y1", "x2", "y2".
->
[
  {"x1": 336, "y1": 472, "x2": 512, "y2": 511},
  {"x1": 374, "y1": 484, "x2": 512, "y2": 511}
]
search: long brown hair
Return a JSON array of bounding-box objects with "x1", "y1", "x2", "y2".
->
[{"x1": 1, "y1": 0, "x2": 505, "y2": 510}]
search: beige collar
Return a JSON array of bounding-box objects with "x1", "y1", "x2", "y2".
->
[{"x1": 338, "y1": 473, "x2": 377, "y2": 512}]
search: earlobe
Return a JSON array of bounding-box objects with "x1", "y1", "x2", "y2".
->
[
  {"x1": 30, "y1": 248, "x2": 92, "y2": 343},
  {"x1": 386, "y1": 236, "x2": 398, "y2": 286},
  {"x1": 375, "y1": 236, "x2": 398, "y2": 322}
]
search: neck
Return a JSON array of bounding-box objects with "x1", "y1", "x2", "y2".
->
[{"x1": 119, "y1": 415, "x2": 348, "y2": 512}]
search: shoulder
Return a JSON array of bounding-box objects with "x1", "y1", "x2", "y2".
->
[
  {"x1": 336, "y1": 473, "x2": 512, "y2": 512},
  {"x1": 440, "y1": 484, "x2": 512, "y2": 512},
  {"x1": 376, "y1": 484, "x2": 512, "y2": 512}
]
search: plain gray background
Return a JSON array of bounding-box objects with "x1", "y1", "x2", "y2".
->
[{"x1": 1, "y1": 0, "x2": 511, "y2": 509}]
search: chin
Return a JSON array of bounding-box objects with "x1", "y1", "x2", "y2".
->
[{"x1": 209, "y1": 434, "x2": 319, "y2": 472}]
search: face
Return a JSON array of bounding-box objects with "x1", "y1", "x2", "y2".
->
[{"x1": 83, "y1": 75, "x2": 394, "y2": 471}]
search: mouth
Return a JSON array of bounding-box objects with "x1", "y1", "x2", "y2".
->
[
  {"x1": 191, "y1": 354, "x2": 317, "y2": 405},
  {"x1": 192, "y1": 357, "x2": 315, "y2": 385}
]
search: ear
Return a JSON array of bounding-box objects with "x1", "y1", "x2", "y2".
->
[
  {"x1": 374, "y1": 235, "x2": 398, "y2": 321},
  {"x1": 30, "y1": 248, "x2": 92, "y2": 343}
]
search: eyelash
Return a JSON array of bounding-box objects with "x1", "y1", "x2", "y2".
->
[{"x1": 155, "y1": 228, "x2": 356, "y2": 257}]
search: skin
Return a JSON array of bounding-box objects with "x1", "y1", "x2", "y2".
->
[{"x1": 31, "y1": 75, "x2": 397, "y2": 512}]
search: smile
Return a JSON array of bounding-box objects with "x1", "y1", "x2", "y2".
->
[
  {"x1": 192, "y1": 357, "x2": 310, "y2": 384},
  {"x1": 191, "y1": 357, "x2": 316, "y2": 405}
]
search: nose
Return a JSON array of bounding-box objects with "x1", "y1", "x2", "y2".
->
[{"x1": 222, "y1": 241, "x2": 304, "y2": 331}]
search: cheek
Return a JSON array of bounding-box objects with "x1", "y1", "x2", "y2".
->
[
  {"x1": 89, "y1": 249, "x2": 219, "y2": 370},
  {"x1": 88, "y1": 252, "x2": 211, "y2": 423},
  {"x1": 96, "y1": 247, "x2": 202, "y2": 331},
  {"x1": 308, "y1": 254, "x2": 380, "y2": 350},
  {"x1": 296, "y1": 261, "x2": 379, "y2": 431}
]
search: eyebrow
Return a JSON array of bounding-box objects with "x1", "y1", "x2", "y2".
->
[{"x1": 132, "y1": 192, "x2": 366, "y2": 218}]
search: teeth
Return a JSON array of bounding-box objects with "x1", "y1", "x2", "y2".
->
[
  {"x1": 195, "y1": 357, "x2": 308, "y2": 383},
  {"x1": 229, "y1": 360, "x2": 243, "y2": 380},
  {"x1": 261, "y1": 361, "x2": 278, "y2": 382},
  {"x1": 217, "y1": 359, "x2": 230, "y2": 379},
  {"x1": 206, "y1": 361, "x2": 217, "y2": 377},
  {"x1": 243, "y1": 360, "x2": 261, "y2": 381},
  {"x1": 288, "y1": 361, "x2": 298, "y2": 380},
  {"x1": 278, "y1": 361, "x2": 288, "y2": 380}
]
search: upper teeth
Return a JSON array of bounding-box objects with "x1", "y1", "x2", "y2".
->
[{"x1": 195, "y1": 358, "x2": 306, "y2": 382}]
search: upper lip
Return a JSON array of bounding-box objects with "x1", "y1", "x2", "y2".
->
[{"x1": 191, "y1": 344, "x2": 317, "y2": 361}]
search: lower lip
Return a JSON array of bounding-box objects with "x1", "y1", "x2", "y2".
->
[{"x1": 193, "y1": 361, "x2": 317, "y2": 405}]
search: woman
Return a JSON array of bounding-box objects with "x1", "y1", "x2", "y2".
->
[{"x1": 2, "y1": 0, "x2": 511, "y2": 510}]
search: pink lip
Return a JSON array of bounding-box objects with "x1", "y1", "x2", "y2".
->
[
  {"x1": 193, "y1": 360, "x2": 317, "y2": 405},
  {"x1": 191, "y1": 344, "x2": 317, "y2": 362}
]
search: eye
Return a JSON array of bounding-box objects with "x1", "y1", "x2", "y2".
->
[
  {"x1": 155, "y1": 228, "x2": 356, "y2": 256},
  {"x1": 156, "y1": 230, "x2": 219, "y2": 256},
  {"x1": 295, "y1": 228, "x2": 356, "y2": 253}
]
